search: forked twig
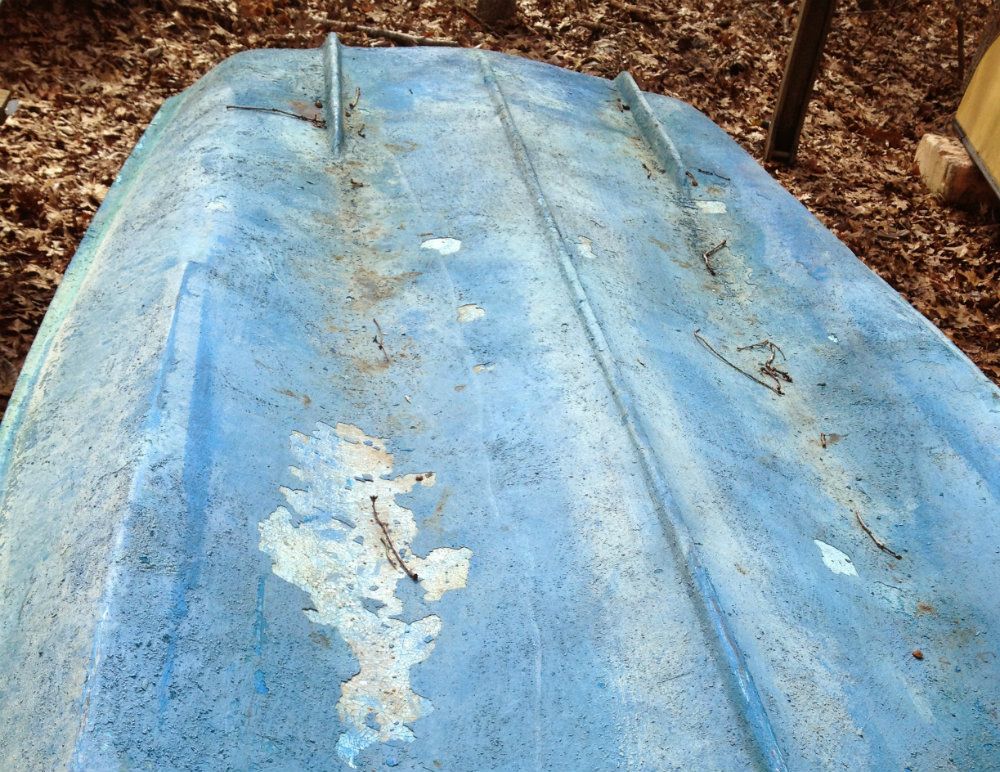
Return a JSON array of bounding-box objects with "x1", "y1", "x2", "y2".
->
[
  {"x1": 702, "y1": 239, "x2": 727, "y2": 276},
  {"x1": 737, "y1": 339, "x2": 793, "y2": 393},
  {"x1": 371, "y1": 496, "x2": 419, "y2": 581},
  {"x1": 694, "y1": 329, "x2": 783, "y2": 395}
]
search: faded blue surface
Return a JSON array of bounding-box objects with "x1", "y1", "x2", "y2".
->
[{"x1": 1, "y1": 35, "x2": 999, "y2": 771}]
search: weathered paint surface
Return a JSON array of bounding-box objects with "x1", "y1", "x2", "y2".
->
[{"x1": 1, "y1": 34, "x2": 999, "y2": 771}]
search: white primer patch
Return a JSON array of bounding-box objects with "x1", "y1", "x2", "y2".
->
[
  {"x1": 578, "y1": 236, "x2": 597, "y2": 260},
  {"x1": 420, "y1": 237, "x2": 461, "y2": 255},
  {"x1": 259, "y1": 423, "x2": 472, "y2": 767},
  {"x1": 695, "y1": 200, "x2": 727, "y2": 214},
  {"x1": 456, "y1": 304, "x2": 486, "y2": 323},
  {"x1": 814, "y1": 540, "x2": 858, "y2": 576}
]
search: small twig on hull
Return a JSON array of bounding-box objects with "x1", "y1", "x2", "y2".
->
[
  {"x1": 694, "y1": 329, "x2": 784, "y2": 395},
  {"x1": 371, "y1": 496, "x2": 419, "y2": 581},
  {"x1": 372, "y1": 318, "x2": 391, "y2": 363},
  {"x1": 345, "y1": 86, "x2": 361, "y2": 117},
  {"x1": 855, "y1": 509, "x2": 902, "y2": 560},
  {"x1": 737, "y1": 339, "x2": 793, "y2": 393},
  {"x1": 702, "y1": 239, "x2": 728, "y2": 276},
  {"x1": 225, "y1": 104, "x2": 326, "y2": 128},
  {"x1": 697, "y1": 167, "x2": 731, "y2": 181}
]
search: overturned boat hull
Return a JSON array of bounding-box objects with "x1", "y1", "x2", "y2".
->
[{"x1": 1, "y1": 35, "x2": 999, "y2": 770}]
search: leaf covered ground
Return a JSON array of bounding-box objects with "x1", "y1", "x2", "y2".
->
[{"x1": 0, "y1": 0, "x2": 997, "y2": 415}]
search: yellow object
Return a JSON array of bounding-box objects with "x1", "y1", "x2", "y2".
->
[{"x1": 957, "y1": 34, "x2": 1000, "y2": 195}]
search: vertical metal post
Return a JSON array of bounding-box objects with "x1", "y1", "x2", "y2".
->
[{"x1": 765, "y1": 0, "x2": 837, "y2": 164}]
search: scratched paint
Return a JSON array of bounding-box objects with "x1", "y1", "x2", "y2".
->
[
  {"x1": 695, "y1": 200, "x2": 727, "y2": 213},
  {"x1": 259, "y1": 423, "x2": 471, "y2": 767}
]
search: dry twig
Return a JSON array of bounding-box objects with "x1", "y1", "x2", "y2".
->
[
  {"x1": 693, "y1": 329, "x2": 784, "y2": 395},
  {"x1": 697, "y1": 168, "x2": 731, "y2": 181},
  {"x1": 225, "y1": 104, "x2": 326, "y2": 128},
  {"x1": 737, "y1": 339, "x2": 793, "y2": 393},
  {"x1": 702, "y1": 239, "x2": 727, "y2": 276},
  {"x1": 353, "y1": 24, "x2": 460, "y2": 46},
  {"x1": 371, "y1": 495, "x2": 419, "y2": 581},
  {"x1": 345, "y1": 86, "x2": 361, "y2": 117},
  {"x1": 372, "y1": 318, "x2": 391, "y2": 363},
  {"x1": 855, "y1": 509, "x2": 903, "y2": 560}
]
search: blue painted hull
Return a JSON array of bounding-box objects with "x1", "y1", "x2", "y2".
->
[{"x1": 1, "y1": 36, "x2": 998, "y2": 770}]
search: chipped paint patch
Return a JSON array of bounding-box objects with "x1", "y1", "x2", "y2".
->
[
  {"x1": 456, "y1": 304, "x2": 486, "y2": 323},
  {"x1": 259, "y1": 422, "x2": 472, "y2": 767},
  {"x1": 577, "y1": 235, "x2": 597, "y2": 260},
  {"x1": 472, "y1": 363, "x2": 494, "y2": 373},
  {"x1": 814, "y1": 540, "x2": 858, "y2": 577},
  {"x1": 695, "y1": 200, "x2": 727, "y2": 214},
  {"x1": 420, "y1": 237, "x2": 461, "y2": 255}
]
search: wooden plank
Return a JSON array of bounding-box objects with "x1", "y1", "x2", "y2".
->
[
  {"x1": 764, "y1": 0, "x2": 836, "y2": 164},
  {"x1": 956, "y1": 31, "x2": 1000, "y2": 199}
]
